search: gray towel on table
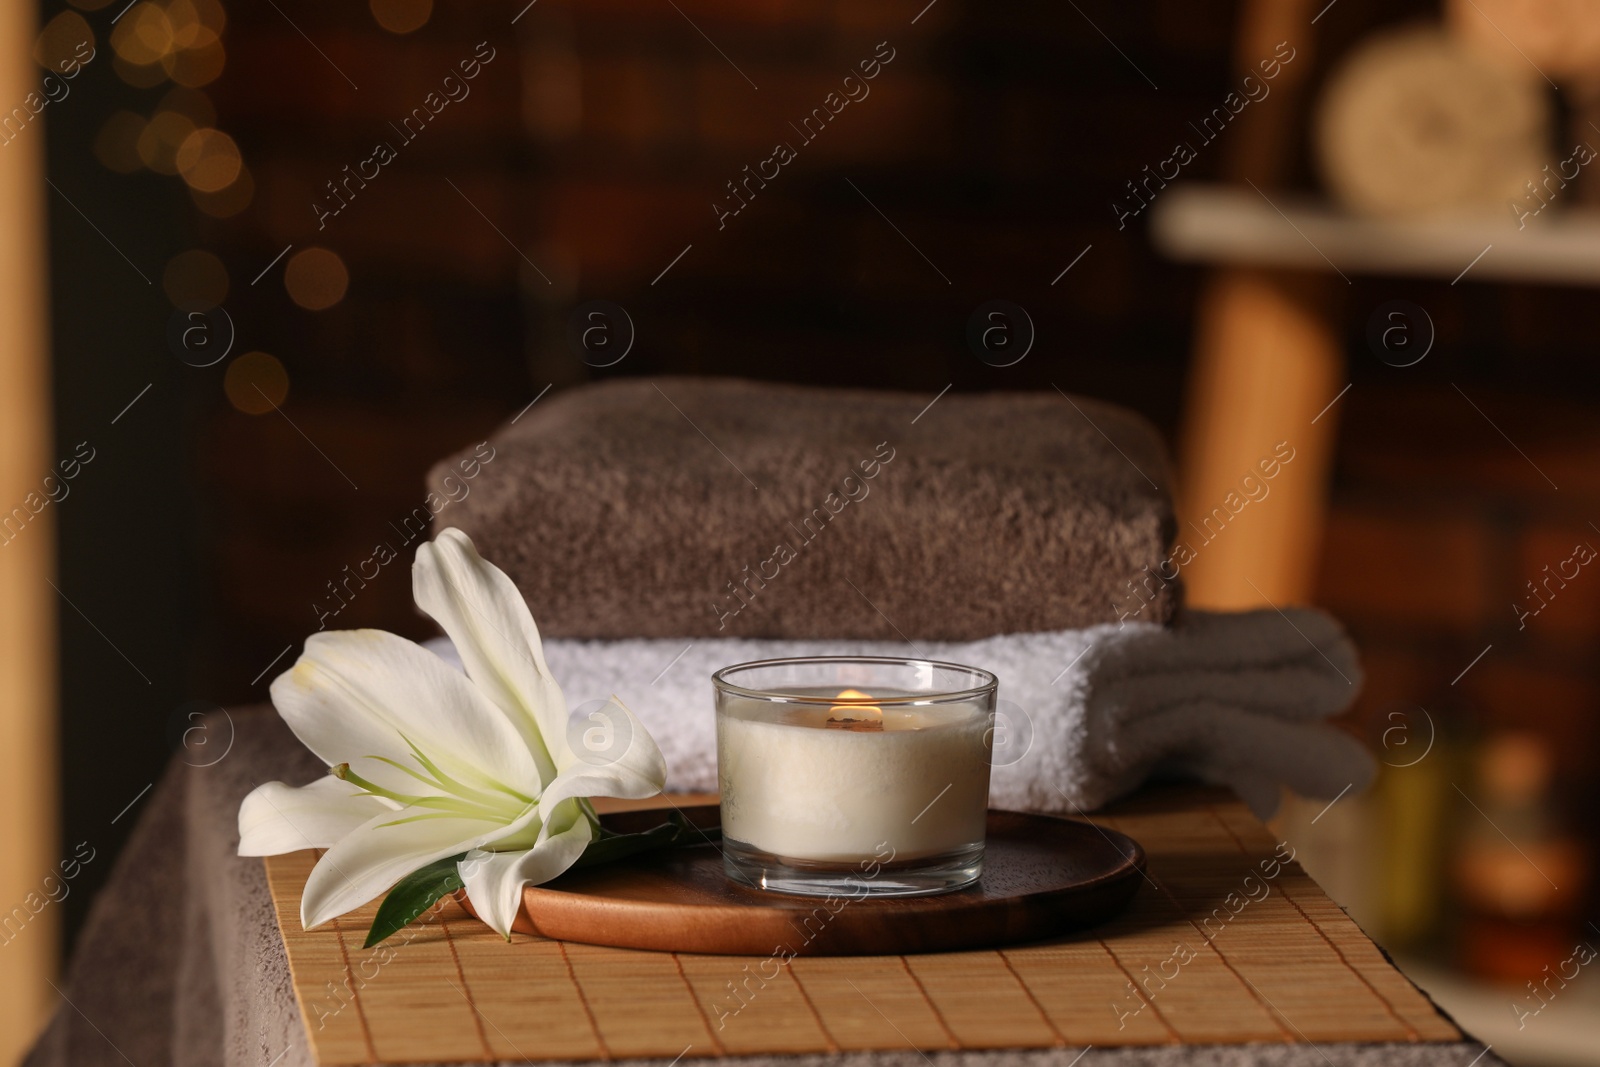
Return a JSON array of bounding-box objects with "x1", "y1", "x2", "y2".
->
[{"x1": 426, "y1": 377, "x2": 1181, "y2": 641}]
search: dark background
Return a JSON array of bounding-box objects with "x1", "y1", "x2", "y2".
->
[{"x1": 45, "y1": 0, "x2": 1598, "y2": 974}]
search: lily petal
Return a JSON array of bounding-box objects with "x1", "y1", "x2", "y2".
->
[
  {"x1": 271, "y1": 629, "x2": 540, "y2": 802},
  {"x1": 530, "y1": 696, "x2": 666, "y2": 843},
  {"x1": 300, "y1": 802, "x2": 542, "y2": 930},
  {"x1": 238, "y1": 777, "x2": 392, "y2": 856},
  {"x1": 458, "y1": 804, "x2": 594, "y2": 938},
  {"x1": 412, "y1": 529, "x2": 566, "y2": 782}
]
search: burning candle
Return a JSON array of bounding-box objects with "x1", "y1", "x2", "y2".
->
[{"x1": 713, "y1": 657, "x2": 996, "y2": 897}]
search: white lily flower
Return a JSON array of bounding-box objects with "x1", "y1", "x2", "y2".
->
[{"x1": 237, "y1": 528, "x2": 667, "y2": 938}]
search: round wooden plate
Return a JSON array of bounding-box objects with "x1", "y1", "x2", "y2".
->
[{"x1": 465, "y1": 806, "x2": 1145, "y2": 956}]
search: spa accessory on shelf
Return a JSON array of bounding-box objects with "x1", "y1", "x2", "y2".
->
[
  {"x1": 428, "y1": 607, "x2": 1371, "y2": 819},
  {"x1": 427, "y1": 377, "x2": 1179, "y2": 641},
  {"x1": 1315, "y1": 25, "x2": 1550, "y2": 219},
  {"x1": 236, "y1": 528, "x2": 695, "y2": 947},
  {"x1": 712, "y1": 656, "x2": 996, "y2": 897}
]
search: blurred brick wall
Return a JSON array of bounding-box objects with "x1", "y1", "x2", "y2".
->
[{"x1": 1316, "y1": 283, "x2": 1600, "y2": 839}]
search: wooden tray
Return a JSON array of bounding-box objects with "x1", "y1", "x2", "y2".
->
[{"x1": 465, "y1": 806, "x2": 1145, "y2": 956}]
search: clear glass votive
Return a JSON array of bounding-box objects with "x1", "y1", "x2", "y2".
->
[{"x1": 712, "y1": 656, "x2": 997, "y2": 898}]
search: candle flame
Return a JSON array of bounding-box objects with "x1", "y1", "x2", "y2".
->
[{"x1": 826, "y1": 688, "x2": 883, "y2": 730}]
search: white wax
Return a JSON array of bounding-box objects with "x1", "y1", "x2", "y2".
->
[{"x1": 716, "y1": 692, "x2": 991, "y2": 862}]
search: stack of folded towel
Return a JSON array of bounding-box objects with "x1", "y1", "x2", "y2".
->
[
  {"x1": 427, "y1": 377, "x2": 1369, "y2": 815},
  {"x1": 429, "y1": 377, "x2": 1181, "y2": 640}
]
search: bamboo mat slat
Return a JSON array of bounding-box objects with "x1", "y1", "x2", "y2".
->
[{"x1": 264, "y1": 786, "x2": 1460, "y2": 1064}]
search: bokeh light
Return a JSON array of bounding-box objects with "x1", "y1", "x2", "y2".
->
[
  {"x1": 33, "y1": 11, "x2": 95, "y2": 71},
  {"x1": 137, "y1": 110, "x2": 196, "y2": 174},
  {"x1": 371, "y1": 0, "x2": 433, "y2": 34},
  {"x1": 162, "y1": 249, "x2": 229, "y2": 310},
  {"x1": 115, "y1": 52, "x2": 170, "y2": 88},
  {"x1": 191, "y1": 165, "x2": 254, "y2": 218},
  {"x1": 110, "y1": 3, "x2": 174, "y2": 66},
  {"x1": 167, "y1": 39, "x2": 225, "y2": 88},
  {"x1": 192, "y1": 0, "x2": 227, "y2": 40},
  {"x1": 284, "y1": 248, "x2": 350, "y2": 311},
  {"x1": 94, "y1": 111, "x2": 147, "y2": 174},
  {"x1": 166, "y1": 0, "x2": 225, "y2": 49},
  {"x1": 224, "y1": 353, "x2": 290, "y2": 414},
  {"x1": 176, "y1": 127, "x2": 241, "y2": 192}
]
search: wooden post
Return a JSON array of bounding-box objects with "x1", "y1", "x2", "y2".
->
[
  {"x1": 0, "y1": 2, "x2": 60, "y2": 1058},
  {"x1": 1176, "y1": 0, "x2": 1345, "y2": 608},
  {"x1": 1177, "y1": 270, "x2": 1343, "y2": 608}
]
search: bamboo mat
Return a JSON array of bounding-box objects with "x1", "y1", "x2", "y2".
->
[{"x1": 263, "y1": 786, "x2": 1459, "y2": 1064}]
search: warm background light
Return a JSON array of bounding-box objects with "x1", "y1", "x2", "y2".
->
[
  {"x1": 370, "y1": 0, "x2": 432, "y2": 34},
  {"x1": 136, "y1": 110, "x2": 195, "y2": 174},
  {"x1": 175, "y1": 127, "x2": 241, "y2": 192},
  {"x1": 165, "y1": 37, "x2": 224, "y2": 87},
  {"x1": 284, "y1": 247, "x2": 349, "y2": 310},
  {"x1": 32, "y1": 10, "x2": 93, "y2": 70},
  {"x1": 225, "y1": 352, "x2": 291, "y2": 414},
  {"x1": 113, "y1": 50, "x2": 168, "y2": 87},
  {"x1": 190, "y1": 163, "x2": 252, "y2": 217},
  {"x1": 109, "y1": 0, "x2": 224, "y2": 88},
  {"x1": 167, "y1": 0, "x2": 225, "y2": 49},
  {"x1": 110, "y1": 2, "x2": 173, "y2": 66}
]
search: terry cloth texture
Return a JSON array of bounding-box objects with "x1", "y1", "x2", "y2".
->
[
  {"x1": 426, "y1": 377, "x2": 1180, "y2": 641},
  {"x1": 425, "y1": 607, "x2": 1373, "y2": 821},
  {"x1": 26, "y1": 710, "x2": 1494, "y2": 1067}
]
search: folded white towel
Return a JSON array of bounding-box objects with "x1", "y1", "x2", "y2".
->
[{"x1": 425, "y1": 608, "x2": 1372, "y2": 818}]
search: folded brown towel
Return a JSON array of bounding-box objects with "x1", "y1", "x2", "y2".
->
[{"x1": 427, "y1": 377, "x2": 1177, "y2": 640}]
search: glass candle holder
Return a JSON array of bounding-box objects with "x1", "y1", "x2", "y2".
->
[{"x1": 713, "y1": 656, "x2": 997, "y2": 898}]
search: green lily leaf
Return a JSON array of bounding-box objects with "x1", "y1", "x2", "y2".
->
[
  {"x1": 364, "y1": 853, "x2": 467, "y2": 948},
  {"x1": 573, "y1": 812, "x2": 721, "y2": 869}
]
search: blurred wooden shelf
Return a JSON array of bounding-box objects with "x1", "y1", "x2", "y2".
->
[{"x1": 1151, "y1": 184, "x2": 1600, "y2": 287}]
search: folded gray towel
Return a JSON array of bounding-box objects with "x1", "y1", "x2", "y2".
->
[{"x1": 428, "y1": 377, "x2": 1178, "y2": 641}]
